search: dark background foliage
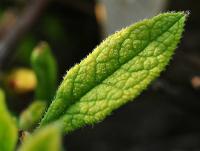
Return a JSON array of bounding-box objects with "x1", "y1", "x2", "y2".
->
[{"x1": 0, "y1": 0, "x2": 200, "y2": 151}]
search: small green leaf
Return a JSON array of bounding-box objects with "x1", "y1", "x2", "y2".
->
[
  {"x1": 17, "y1": 124, "x2": 62, "y2": 151},
  {"x1": 31, "y1": 42, "x2": 58, "y2": 102},
  {"x1": 0, "y1": 88, "x2": 18, "y2": 151},
  {"x1": 40, "y1": 12, "x2": 187, "y2": 133},
  {"x1": 19, "y1": 101, "x2": 47, "y2": 131}
]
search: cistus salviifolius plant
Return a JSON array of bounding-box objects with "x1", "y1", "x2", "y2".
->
[
  {"x1": 0, "y1": 12, "x2": 187, "y2": 151},
  {"x1": 40, "y1": 12, "x2": 187, "y2": 132}
]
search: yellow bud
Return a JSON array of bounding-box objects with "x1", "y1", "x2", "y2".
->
[{"x1": 6, "y1": 68, "x2": 37, "y2": 94}]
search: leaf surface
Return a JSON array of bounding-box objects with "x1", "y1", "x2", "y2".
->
[
  {"x1": 19, "y1": 100, "x2": 46, "y2": 131},
  {"x1": 40, "y1": 12, "x2": 187, "y2": 133},
  {"x1": 0, "y1": 88, "x2": 18, "y2": 151}
]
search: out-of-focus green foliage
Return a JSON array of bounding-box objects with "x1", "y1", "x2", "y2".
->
[
  {"x1": 0, "y1": 88, "x2": 18, "y2": 151},
  {"x1": 17, "y1": 124, "x2": 62, "y2": 151},
  {"x1": 0, "y1": 8, "x2": 4, "y2": 19},
  {"x1": 19, "y1": 100, "x2": 47, "y2": 131},
  {"x1": 16, "y1": 35, "x2": 37, "y2": 64},
  {"x1": 31, "y1": 42, "x2": 58, "y2": 102},
  {"x1": 42, "y1": 16, "x2": 65, "y2": 40}
]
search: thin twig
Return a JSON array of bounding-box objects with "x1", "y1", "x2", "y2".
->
[{"x1": 0, "y1": 0, "x2": 49, "y2": 69}]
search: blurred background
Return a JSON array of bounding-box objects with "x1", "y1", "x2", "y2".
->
[{"x1": 0, "y1": 0, "x2": 200, "y2": 151}]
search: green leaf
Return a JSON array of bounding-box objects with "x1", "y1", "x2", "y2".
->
[
  {"x1": 17, "y1": 124, "x2": 62, "y2": 151},
  {"x1": 31, "y1": 42, "x2": 58, "y2": 102},
  {"x1": 40, "y1": 12, "x2": 187, "y2": 133},
  {"x1": 19, "y1": 101, "x2": 47, "y2": 131},
  {"x1": 0, "y1": 88, "x2": 18, "y2": 151}
]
